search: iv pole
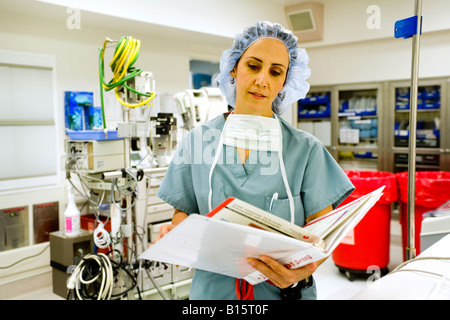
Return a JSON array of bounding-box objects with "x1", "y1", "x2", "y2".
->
[{"x1": 406, "y1": 0, "x2": 423, "y2": 261}]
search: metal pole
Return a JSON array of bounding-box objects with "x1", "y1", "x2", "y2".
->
[
  {"x1": 406, "y1": 0, "x2": 423, "y2": 261},
  {"x1": 123, "y1": 108, "x2": 133, "y2": 261}
]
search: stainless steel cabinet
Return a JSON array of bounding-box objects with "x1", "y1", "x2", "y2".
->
[
  {"x1": 332, "y1": 83, "x2": 385, "y2": 171},
  {"x1": 297, "y1": 82, "x2": 386, "y2": 171},
  {"x1": 297, "y1": 86, "x2": 333, "y2": 148},
  {"x1": 387, "y1": 78, "x2": 450, "y2": 172},
  {"x1": 296, "y1": 78, "x2": 450, "y2": 173}
]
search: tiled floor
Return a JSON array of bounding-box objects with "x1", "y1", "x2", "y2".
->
[
  {"x1": 8, "y1": 220, "x2": 404, "y2": 300},
  {"x1": 314, "y1": 234, "x2": 403, "y2": 299},
  {"x1": 11, "y1": 284, "x2": 63, "y2": 300}
]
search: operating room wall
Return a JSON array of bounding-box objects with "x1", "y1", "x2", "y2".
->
[
  {"x1": 0, "y1": 11, "x2": 216, "y2": 204},
  {"x1": 298, "y1": 0, "x2": 450, "y2": 47},
  {"x1": 305, "y1": 29, "x2": 450, "y2": 86},
  {"x1": 299, "y1": 0, "x2": 450, "y2": 85}
]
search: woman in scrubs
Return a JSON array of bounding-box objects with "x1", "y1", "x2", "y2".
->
[{"x1": 155, "y1": 21, "x2": 354, "y2": 300}]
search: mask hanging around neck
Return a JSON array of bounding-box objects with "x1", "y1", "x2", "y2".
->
[
  {"x1": 221, "y1": 114, "x2": 281, "y2": 151},
  {"x1": 208, "y1": 113, "x2": 296, "y2": 224}
]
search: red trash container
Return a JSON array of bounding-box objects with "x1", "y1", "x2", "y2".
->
[
  {"x1": 396, "y1": 171, "x2": 450, "y2": 261},
  {"x1": 332, "y1": 170, "x2": 398, "y2": 280}
]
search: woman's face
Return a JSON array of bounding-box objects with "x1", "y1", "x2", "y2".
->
[{"x1": 231, "y1": 38, "x2": 289, "y2": 117}]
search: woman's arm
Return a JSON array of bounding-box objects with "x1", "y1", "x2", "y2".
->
[
  {"x1": 306, "y1": 205, "x2": 333, "y2": 224},
  {"x1": 172, "y1": 208, "x2": 189, "y2": 224}
]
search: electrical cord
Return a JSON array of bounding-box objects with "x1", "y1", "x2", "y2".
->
[
  {"x1": 141, "y1": 260, "x2": 172, "y2": 300},
  {"x1": 67, "y1": 251, "x2": 142, "y2": 300},
  {"x1": 110, "y1": 169, "x2": 139, "y2": 212},
  {"x1": 390, "y1": 256, "x2": 450, "y2": 278},
  {"x1": 66, "y1": 171, "x2": 111, "y2": 249},
  {"x1": 93, "y1": 222, "x2": 112, "y2": 249},
  {"x1": 107, "y1": 249, "x2": 141, "y2": 300},
  {"x1": 66, "y1": 164, "x2": 106, "y2": 209},
  {"x1": 0, "y1": 244, "x2": 50, "y2": 269},
  {"x1": 66, "y1": 166, "x2": 139, "y2": 248},
  {"x1": 66, "y1": 165, "x2": 140, "y2": 259},
  {"x1": 67, "y1": 253, "x2": 114, "y2": 300}
]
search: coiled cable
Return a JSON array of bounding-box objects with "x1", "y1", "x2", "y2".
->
[
  {"x1": 98, "y1": 36, "x2": 157, "y2": 129},
  {"x1": 67, "y1": 253, "x2": 114, "y2": 300},
  {"x1": 93, "y1": 222, "x2": 111, "y2": 249},
  {"x1": 67, "y1": 252, "x2": 141, "y2": 300}
]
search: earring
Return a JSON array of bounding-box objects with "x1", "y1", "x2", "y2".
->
[{"x1": 230, "y1": 78, "x2": 235, "y2": 85}]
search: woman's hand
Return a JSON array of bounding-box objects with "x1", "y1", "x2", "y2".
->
[
  {"x1": 246, "y1": 205, "x2": 332, "y2": 288},
  {"x1": 247, "y1": 255, "x2": 326, "y2": 289},
  {"x1": 151, "y1": 209, "x2": 188, "y2": 245},
  {"x1": 153, "y1": 223, "x2": 177, "y2": 243}
]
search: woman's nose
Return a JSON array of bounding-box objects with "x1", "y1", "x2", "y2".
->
[{"x1": 255, "y1": 71, "x2": 268, "y2": 87}]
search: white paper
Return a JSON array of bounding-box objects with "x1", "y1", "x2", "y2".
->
[
  {"x1": 428, "y1": 276, "x2": 450, "y2": 300},
  {"x1": 139, "y1": 215, "x2": 320, "y2": 285},
  {"x1": 140, "y1": 187, "x2": 384, "y2": 285}
]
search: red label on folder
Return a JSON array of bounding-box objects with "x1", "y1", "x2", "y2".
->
[{"x1": 206, "y1": 197, "x2": 235, "y2": 217}]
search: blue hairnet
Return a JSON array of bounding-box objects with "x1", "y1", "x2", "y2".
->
[{"x1": 216, "y1": 21, "x2": 311, "y2": 115}]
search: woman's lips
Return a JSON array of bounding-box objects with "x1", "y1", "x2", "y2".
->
[{"x1": 249, "y1": 91, "x2": 266, "y2": 99}]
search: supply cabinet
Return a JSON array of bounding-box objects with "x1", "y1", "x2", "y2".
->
[
  {"x1": 333, "y1": 83, "x2": 384, "y2": 171},
  {"x1": 296, "y1": 78, "x2": 450, "y2": 173},
  {"x1": 297, "y1": 82, "x2": 386, "y2": 171},
  {"x1": 386, "y1": 79, "x2": 450, "y2": 173},
  {"x1": 297, "y1": 86, "x2": 333, "y2": 148}
]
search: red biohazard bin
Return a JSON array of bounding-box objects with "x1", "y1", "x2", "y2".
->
[
  {"x1": 332, "y1": 170, "x2": 398, "y2": 280},
  {"x1": 396, "y1": 171, "x2": 450, "y2": 261}
]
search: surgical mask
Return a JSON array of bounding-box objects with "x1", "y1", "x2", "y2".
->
[
  {"x1": 222, "y1": 114, "x2": 281, "y2": 151},
  {"x1": 208, "y1": 113, "x2": 295, "y2": 224}
]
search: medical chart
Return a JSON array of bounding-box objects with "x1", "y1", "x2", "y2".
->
[{"x1": 139, "y1": 186, "x2": 384, "y2": 285}]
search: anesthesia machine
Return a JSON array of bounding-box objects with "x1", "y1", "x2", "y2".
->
[{"x1": 51, "y1": 36, "x2": 226, "y2": 300}]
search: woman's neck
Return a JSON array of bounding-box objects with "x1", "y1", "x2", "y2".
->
[{"x1": 233, "y1": 105, "x2": 274, "y2": 118}]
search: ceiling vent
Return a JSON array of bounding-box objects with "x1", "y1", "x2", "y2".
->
[{"x1": 285, "y1": 1, "x2": 324, "y2": 42}]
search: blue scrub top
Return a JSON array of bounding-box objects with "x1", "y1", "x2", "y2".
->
[{"x1": 157, "y1": 114, "x2": 354, "y2": 300}]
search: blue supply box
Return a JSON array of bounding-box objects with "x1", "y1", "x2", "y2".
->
[
  {"x1": 298, "y1": 92, "x2": 331, "y2": 118},
  {"x1": 65, "y1": 91, "x2": 103, "y2": 131},
  {"x1": 339, "y1": 97, "x2": 377, "y2": 116},
  {"x1": 65, "y1": 130, "x2": 122, "y2": 141},
  {"x1": 395, "y1": 86, "x2": 441, "y2": 111},
  {"x1": 350, "y1": 118, "x2": 378, "y2": 139}
]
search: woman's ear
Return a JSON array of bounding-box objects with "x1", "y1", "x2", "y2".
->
[{"x1": 230, "y1": 66, "x2": 237, "y2": 79}]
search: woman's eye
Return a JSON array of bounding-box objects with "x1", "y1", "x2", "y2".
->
[
  {"x1": 271, "y1": 70, "x2": 281, "y2": 76},
  {"x1": 248, "y1": 64, "x2": 259, "y2": 70}
]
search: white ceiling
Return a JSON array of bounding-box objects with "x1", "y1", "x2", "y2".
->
[{"x1": 0, "y1": 0, "x2": 234, "y2": 46}]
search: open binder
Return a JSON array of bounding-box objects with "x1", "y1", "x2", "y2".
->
[{"x1": 139, "y1": 186, "x2": 384, "y2": 285}]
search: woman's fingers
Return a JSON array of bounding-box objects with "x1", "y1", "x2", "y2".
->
[
  {"x1": 247, "y1": 255, "x2": 319, "y2": 289},
  {"x1": 152, "y1": 224, "x2": 176, "y2": 244}
]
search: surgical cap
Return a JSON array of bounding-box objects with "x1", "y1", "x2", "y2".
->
[{"x1": 216, "y1": 21, "x2": 311, "y2": 115}]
